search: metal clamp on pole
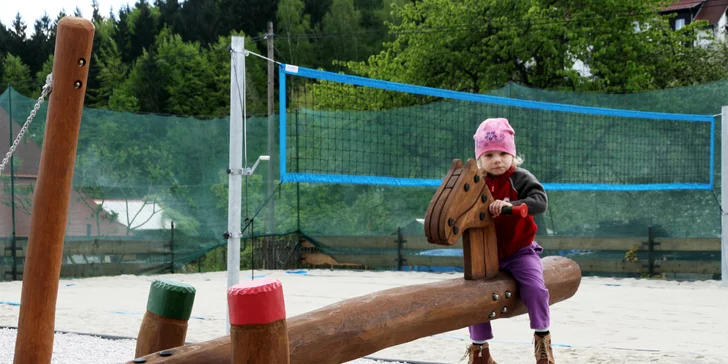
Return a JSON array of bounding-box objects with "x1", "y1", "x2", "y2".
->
[
  {"x1": 242, "y1": 155, "x2": 271, "y2": 176},
  {"x1": 223, "y1": 231, "x2": 242, "y2": 240},
  {"x1": 226, "y1": 168, "x2": 245, "y2": 175}
]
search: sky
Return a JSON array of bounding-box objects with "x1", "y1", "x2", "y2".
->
[{"x1": 1, "y1": 0, "x2": 135, "y2": 30}]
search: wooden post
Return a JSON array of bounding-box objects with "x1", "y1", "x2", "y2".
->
[
  {"x1": 13, "y1": 17, "x2": 94, "y2": 364},
  {"x1": 395, "y1": 227, "x2": 406, "y2": 271},
  {"x1": 134, "y1": 280, "x2": 196, "y2": 358},
  {"x1": 228, "y1": 277, "x2": 289, "y2": 364}
]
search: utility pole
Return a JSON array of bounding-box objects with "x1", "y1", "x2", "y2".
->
[{"x1": 266, "y1": 21, "x2": 276, "y2": 237}]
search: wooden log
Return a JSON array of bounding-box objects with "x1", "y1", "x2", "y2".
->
[
  {"x1": 228, "y1": 278, "x2": 289, "y2": 364},
  {"x1": 135, "y1": 280, "x2": 196, "y2": 358},
  {"x1": 13, "y1": 17, "x2": 95, "y2": 364},
  {"x1": 124, "y1": 256, "x2": 581, "y2": 364}
]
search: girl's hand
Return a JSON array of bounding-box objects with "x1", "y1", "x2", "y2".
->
[{"x1": 489, "y1": 200, "x2": 512, "y2": 217}]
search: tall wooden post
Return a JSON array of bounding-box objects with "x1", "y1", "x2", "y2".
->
[{"x1": 13, "y1": 17, "x2": 95, "y2": 364}]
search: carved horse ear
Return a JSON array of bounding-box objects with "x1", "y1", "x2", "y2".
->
[{"x1": 424, "y1": 158, "x2": 494, "y2": 246}]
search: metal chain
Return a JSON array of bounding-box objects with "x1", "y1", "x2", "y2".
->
[{"x1": 0, "y1": 73, "x2": 53, "y2": 175}]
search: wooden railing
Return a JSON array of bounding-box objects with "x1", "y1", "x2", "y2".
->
[
  {"x1": 1, "y1": 238, "x2": 172, "y2": 280},
  {"x1": 302, "y1": 234, "x2": 721, "y2": 278}
]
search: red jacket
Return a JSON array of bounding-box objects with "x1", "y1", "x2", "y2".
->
[{"x1": 485, "y1": 166, "x2": 548, "y2": 260}]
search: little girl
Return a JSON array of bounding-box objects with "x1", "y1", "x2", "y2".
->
[{"x1": 461, "y1": 118, "x2": 554, "y2": 364}]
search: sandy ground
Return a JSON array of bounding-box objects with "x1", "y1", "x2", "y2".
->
[{"x1": 1, "y1": 268, "x2": 727, "y2": 363}]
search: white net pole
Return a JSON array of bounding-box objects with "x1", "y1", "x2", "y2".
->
[
  {"x1": 722, "y1": 105, "x2": 727, "y2": 285},
  {"x1": 226, "y1": 36, "x2": 245, "y2": 333}
]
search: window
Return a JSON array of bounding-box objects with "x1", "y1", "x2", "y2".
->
[{"x1": 675, "y1": 18, "x2": 685, "y2": 30}]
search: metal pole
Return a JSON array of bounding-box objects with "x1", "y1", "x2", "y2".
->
[
  {"x1": 170, "y1": 221, "x2": 175, "y2": 274},
  {"x1": 8, "y1": 85, "x2": 17, "y2": 281},
  {"x1": 226, "y1": 36, "x2": 245, "y2": 333},
  {"x1": 267, "y1": 21, "x2": 276, "y2": 236},
  {"x1": 295, "y1": 109, "x2": 300, "y2": 231},
  {"x1": 722, "y1": 105, "x2": 728, "y2": 284}
]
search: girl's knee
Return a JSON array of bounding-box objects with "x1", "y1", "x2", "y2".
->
[{"x1": 520, "y1": 282, "x2": 549, "y2": 302}]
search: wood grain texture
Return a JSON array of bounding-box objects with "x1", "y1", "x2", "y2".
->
[
  {"x1": 462, "y1": 228, "x2": 486, "y2": 280},
  {"x1": 424, "y1": 159, "x2": 462, "y2": 244},
  {"x1": 13, "y1": 16, "x2": 95, "y2": 364},
  {"x1": 125, "y1": 256, "x2": 581, "y2": 364},
  {"x1": 135, "y1": 312, "x2": 190, "y2": 357},
  {"x1": 231, "y1": 319, "x2": 289, "y2": 364},
  {"x1": 425, "y1": 159, "x2": 494, "y2": 246}
]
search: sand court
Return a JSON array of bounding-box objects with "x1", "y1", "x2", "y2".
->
[{"x1": 1, "y1": 269, "x2": 727, "y2": 363}]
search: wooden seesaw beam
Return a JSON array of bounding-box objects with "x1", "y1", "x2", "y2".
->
[{"x1": 126, "y1": 256, "x2": 580, "y2": 364}]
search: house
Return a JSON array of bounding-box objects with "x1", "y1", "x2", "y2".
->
[
  {"x1": 659, "y1": 0, "x2": 728, "y2": 44},
  {"x1": 94, "y1": 199, "x2": 173, "y2": 233},
  {"x1": 571, "y1": 1, "x2": 728, "y2": 78},
  {"x1": 0, "y1": 94, "x2": 130, "y2": 238}
]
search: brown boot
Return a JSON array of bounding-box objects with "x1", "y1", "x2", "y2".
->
[
  {"x1": 460, "y1": 343, "x2": 497, "y2": 364},
  {"x1": 534, "y1": 333, "x2": 555, "y2": 364}
]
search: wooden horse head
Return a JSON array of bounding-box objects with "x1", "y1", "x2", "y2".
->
[{"x1": 424, "y1": 158, "x2": 527, "y2": 280}]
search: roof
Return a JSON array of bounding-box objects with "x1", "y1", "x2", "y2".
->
[
  {"x1": 0, "y1": 180, "x2": 131, "y2": 238},
  {"x1": 661, "y1": 0, "x2": 705, "y2": 12},
  {"x1": 0, "y1": 106, "x2": 42, "y2": 177},
  {"x1": 660, "y1": 0, "x2": 728, "y2": 25},
  {"x1": 94, "y1": 200, "x2": 172, "y2": 230},
  {"x1": 695, "y1": 0, "x2": 728, "y2": 24}
]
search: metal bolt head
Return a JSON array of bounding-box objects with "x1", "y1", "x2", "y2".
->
[
  {"x1": 74, "y1": 80, "x2": 82, "y2": 89},
  {"x1": 452, "y1": 226, "x2": 459, "y2": 235},
  {"x1": 474, "y1": 174, "x2": 480, "y2": 183},
  {"x1": 481, "y1": 194, "x2": 487, "y2": 203},
  {"x1": 77, "y1": 58, "x2": 86, "y2": 67},
  {"x1": 505, "y1": 291, "x2": 512, "y2": 299},
  {"x1": 448, "y1": 217, "x2": 455, "y2": 226},
  {"x1": 480, "y1": 212, "x2": 485, "y2": 221},
  {"x1": 133, "y1": 359, "x2": 147, "y2": 363},
  {"x1": 501, "y1": 306, "x2": 507, "y2": 313},
  {"x1": 492, "y1": 293, "x2": 499, "y2": 301},
  {"x1": 489, "y1": 311, "x2": 496, "y2": 318},
  {"x1": 159, "y1": 350, "x2": 173, "y2": 357},
  {"x1": 464, "y1": 183, "x2": 470, "y2": 192}
]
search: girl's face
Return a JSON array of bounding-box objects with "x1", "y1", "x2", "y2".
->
[{"x1": 478, "y1": 151, "x2": 513, "y2": 176}]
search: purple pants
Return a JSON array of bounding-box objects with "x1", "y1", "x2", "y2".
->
[{"x1": 469, "y1": 242, "x2": 550, "y2": 341}]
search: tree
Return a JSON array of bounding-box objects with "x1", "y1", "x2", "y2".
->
[
  {"x1": 320, "y1": 0, "x2": 365, "y2": 68},
  {"x1": 128, "y1": 0, "x2": 162, "y2": 61},
  {"x1": 332, "y1": 0, "x2": 719, "y2": 94},
  {"x1": 1, "y1": 54, "x2": 32, "y2": 96},
  {"x1": 276, "y1": 0, "x2": 315, "y2": 66}
]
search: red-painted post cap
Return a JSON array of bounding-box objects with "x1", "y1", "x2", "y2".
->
[{"x1": 227, "y1": 278, "x2": 286, "y2": 326}]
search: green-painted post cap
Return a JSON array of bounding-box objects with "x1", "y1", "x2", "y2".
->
[{"x1": 146, "y1": 279, "x2": 196, "y2": 320}]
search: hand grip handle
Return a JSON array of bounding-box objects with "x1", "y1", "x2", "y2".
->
[{"x1": 502, "y1": 204, "x2": 528, "y2": 217}]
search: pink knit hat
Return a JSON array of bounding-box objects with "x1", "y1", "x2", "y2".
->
[{"x1": 473, "y1": 118, "x2": 516, "y2": 159}]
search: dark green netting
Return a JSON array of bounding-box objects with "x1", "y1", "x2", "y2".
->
[{"x1": 1, "y1": 78, "x2": 725, "y2": 280}]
